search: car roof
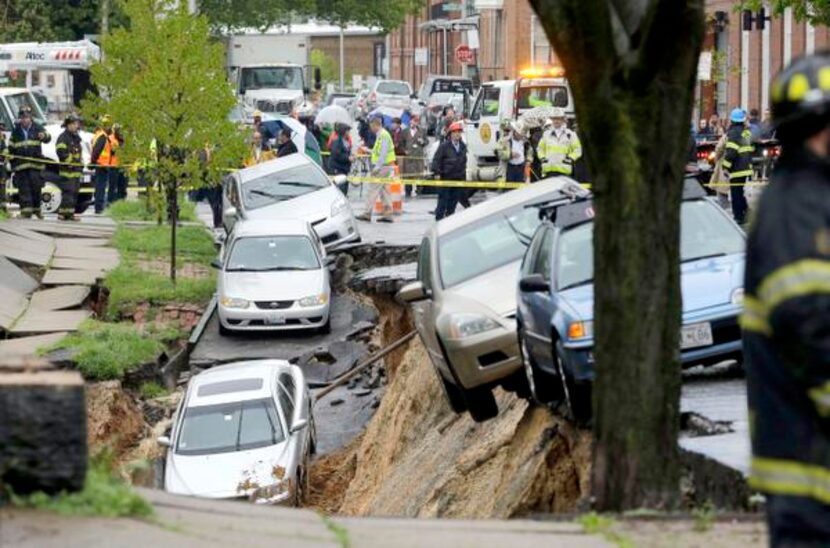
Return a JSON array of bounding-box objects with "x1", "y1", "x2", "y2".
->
[
  {"x1": 433, "y1": 177, "x2": 588, "y2": 238},
  {"x1": 186, "y1": 359, "x2": 293, "y2": 407},
  {"x1": 232, "y1": 219, "x2": 313, "y2": 238},
  {"x1": 236, "y1": 153, "x2": 316, "y2": 183}
]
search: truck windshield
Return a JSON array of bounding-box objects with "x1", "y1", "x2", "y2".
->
[
  {"x1": 517, "y1": 86, "x2": 569, "y2": 110},
  {"x1": 240, "y1": 67, "x2": 304, "y2": 93},
  {"x1": 431, "y1": 79, "x2": 473, "y2": 94},
  {"x1": 6, "y1": 92, "x2": 46, "y2": 125}
]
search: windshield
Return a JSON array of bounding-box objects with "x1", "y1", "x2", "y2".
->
[
  {"x1": 241, "y1": 165, "x2": 330, "y2": 210},
  {"x1": 7, "y1": 92, "x2": 46, "y2": 125},
  {"x1": 176, "y1": 398, "x2": 285, "y2": 456},
  {"x1": 240, "y1": 67, "x2": 304, "y2": 93},
  {"x1": 377, "y1": 81, "x2": 411, "y2": 95},
  {"x1": 517, "y1": 86, "x2": 569, "y2": 110},
  {"x1": 430, "y1": 93, "x2": 464, "y2": 108},
  {"x1": 438, "y1": 206, "x2": 541, "y2": 288},
  {"x1": 227, "y1": 235, "x2": 320, "y2": 272},
  {"x1": 556, "y1": 199, "x2": 746, "y2": 290},
  {"x1": 431, "y1": 80, "x2": 472, "y2": 94}
]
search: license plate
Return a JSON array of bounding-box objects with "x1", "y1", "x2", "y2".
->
[
  {"x1": 264, "y1": 314, "x2": 286, "y2": 325},
  {"x1": 681, "y1": 322, "x2": 713, "y2": 349}
]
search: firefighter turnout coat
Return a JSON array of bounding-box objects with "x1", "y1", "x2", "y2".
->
[
  {"x1": 723, "y1": 125, "x2": 754, "y2": 180},
  {"x1": 8, "y1": 122, "x2": 50, "y2": 172},
  {"x1": 742, "y1": 147, "x2": 830, "y2": 509},
  {"x1": 537, "y1": 127, "x2": 582, "y2": 176}
]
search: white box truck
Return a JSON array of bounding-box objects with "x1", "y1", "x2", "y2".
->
[{"x1": 226, "y1": 33, "x2": 321, "y2": 116}]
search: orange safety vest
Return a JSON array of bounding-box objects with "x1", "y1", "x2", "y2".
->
[
  {"x1": 93, "y1": 129, "x2": 114, "y2": 166},
  {"x1": 108, "y1": 133, "x2": 121, "y2": 167}
]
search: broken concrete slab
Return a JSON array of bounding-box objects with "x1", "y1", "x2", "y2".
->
[
  {"x1": 0, "y1": 332, "x2": 68, "y2": 359},
  {"x1": 51, "y1": 256, "x2": 118, "y2": 271},
  {"x1": 11, "y1": 220, "x2": 114, "y2": 239},
  {"x1": 53, "y1": 245, "x2": 119, "y2": 261},
  {"x1": 0, "y1": 223, "x2": 53, "y2": 242},
  {"x1": 54, "y1": 238, "x2": 110, "y2": 249},
  {"x1": 30, "y1": 286, "x2": 91, "y2": 311},
  {"x1": 41, "y1": 269, "x2": 103, "y2": 286},
  {"x1": 0, "y1": 286, "x2": 29, "y2": 330},
  {"x1": 0, "y1": 256, "x2": 39, "y2": 295},
  {"x1": 0, "y1": 232, "x2": 53, "y2": 266},
  {"x1": 9, "y1": 310, "x2": 90, "y2": 334}
]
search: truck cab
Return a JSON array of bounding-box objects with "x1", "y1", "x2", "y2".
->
[
  {"x1": 232, "y1": 63, "x2": 308, "y2": 116},
  {"x1": 1, "y1": 87, "x2": 94, "y2": 215},
  {"x1": 466, "y1": 70, "x2": 575, "y2": 181}
]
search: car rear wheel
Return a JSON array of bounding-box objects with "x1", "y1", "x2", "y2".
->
[
  {"x1": 554, "y1": 342, "x2": 592, "y2": 425},
  {"x1": 519, "y1": 332, "x2": 564, "y2": 406}
]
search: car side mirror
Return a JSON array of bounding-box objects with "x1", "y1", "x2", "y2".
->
[
  {"x1": 332, "y1": 174, "x2": 347, "y2": 186},
  {"x1": 290, "y1": 418, "x2": 308, "y2": 434},
  {"x1": 519, "y1": 274, "x2": 550, "y2": 293},
  {"x1": 157, "y1": 436, "x2": 171, "y2": 447},
  {"x1": 225, "y1": 206, "x2": 238, "y2": 218},
  {"x1": 211, "y1": 258, "x2": 223, "y2": 269},
  {"x1": 398, "y1": 281, "x2": 430, "y2": 303}
]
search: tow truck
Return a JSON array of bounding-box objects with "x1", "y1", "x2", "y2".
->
[
  {"x1": 465, "y1": 67, "x2": 576, "y2": 181},
  {"x1": 0, "y1": 41, "x2": 98, "y2": 214}
]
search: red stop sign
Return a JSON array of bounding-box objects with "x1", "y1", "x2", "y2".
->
[{"x1": 455, "y1": 44, "x2": 474, "y2": 64}]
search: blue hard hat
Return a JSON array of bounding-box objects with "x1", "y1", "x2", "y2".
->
[{"x1": 730, "y1": 108, "x2": 747, "y2": 123}]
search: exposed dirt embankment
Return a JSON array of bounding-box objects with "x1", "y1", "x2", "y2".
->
[{"x1": 311, "y1": 326, "x2": 592, "y2": 519}]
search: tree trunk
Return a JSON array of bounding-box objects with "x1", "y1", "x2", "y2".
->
[
  {"x1": 170, "y1": 182, "x2": 177, "y2": 284},
  {"x1": 529, "y1": 0, "x2": 704, "y2": 510}
]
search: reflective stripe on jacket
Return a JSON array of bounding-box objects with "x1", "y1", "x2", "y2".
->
[
  {"x1": 722, "y1": 125, "x2": 754, "y2": 180},
  {"x1": 56, "y1": 130, "x2": 84, "y2": 179},
  {"x1": 8, "y1": 122, "x2": 50, "y2": 172},
  {"x1": 537, "y1": 128, "x2": 582, "y2": 175},
  {"x1": 371, "y1": 128, "x2": 396, "y2": 168},
  {"x1": 742, "y1": 147, "x2": 830, "y2": 511}
]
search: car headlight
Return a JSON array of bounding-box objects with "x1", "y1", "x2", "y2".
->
[
  {"x1": 731, "y1": 287, "x2": 744, "y2": 306},
  {"x1": 249, "y1": 480, "x2": 292, "y2": 505},
  {"x1": 299, "y1": 293, "x2": 329, "y2": 307},
  {"x1": 447, "y1": 313, "x2": 500, "y2": 339},
  {"x1": 331, "y1": 196, "x2": 349, "y2": 217},
  {"x1": 220, "y1": 296, "x2": 250, "y2": 309},
  {"x1": 567, "y1": 320, "x2": 594, "y2": 340}
]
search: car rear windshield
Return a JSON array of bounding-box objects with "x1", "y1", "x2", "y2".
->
[
  {"x1": 517, "y1": 86, "x2": 569, "y2": 109},
  {"x1": 242, "y1": 165, "x2": 330, "y2": 210},
  {"x1": 226, "y1": 235, "x2": 320, "y2": 272},
  {"x1": 377, "y1": 81, "x2": 411, "y2": 95},
  {"x1": 438, "y1": 206, "x2": 540, "y2": 288},
  {"x1": 176, "y1": 397, "x2": 285, "y2": 456},
  {"x1": 431, "y1": 80, "x2": 473, "y2": 94},
  {"x1": 556, "y1": 199, "x2": 745, "y2": 290}
]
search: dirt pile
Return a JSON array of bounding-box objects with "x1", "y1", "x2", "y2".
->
[
  {"x1": 86, "y1": 381, "x2": 147, "y2": 460},
  {"x1": 312, "y1": 339, "x2": 592, "y2": 519}
]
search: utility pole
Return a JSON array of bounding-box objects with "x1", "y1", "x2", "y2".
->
[
  {"x1": 101, "y1": 0, "x2": 109, "y2": 35},
  {"x1": 339, "y1": 25, "x2": 345, "y2": 92}
]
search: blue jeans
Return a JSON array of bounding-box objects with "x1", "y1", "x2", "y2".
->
[{"x1": 93, "y1": 168, "x2": 110, "y2": 213}]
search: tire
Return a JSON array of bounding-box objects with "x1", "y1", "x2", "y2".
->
[
  {"x1": 554, "y1": 342, "x2": 592, "y2": 425},
  {"x1": 40, "y1": 182, "x2": 61, "y2": 215},
  {"x1": 438, "y1": 372, "x2": 468, "y2": 413},
  {"x1": 518, "y1": 331, "x2": 565, "y2": 405},
  {"x1": 218, "y1": 322, "x2": 231, "y2": 336},
  {"x1": 463, "y1": 386, "x2": 499, "y2": 423},
  {"x1": 502, "y1": 368, "x2": 531, "y2": 400}
]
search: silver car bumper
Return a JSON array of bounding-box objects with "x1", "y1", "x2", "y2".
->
[
  {"x1": 218, "y1": 302, "x2": 330, "y2": 331},
  {"x1": 313, "y1": 212, "x2": 360, "y2": 249},
  {"x1": 440, "y1": 322, "x2": 522, "y2": 390}
]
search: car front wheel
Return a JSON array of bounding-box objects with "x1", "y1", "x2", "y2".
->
[
  {"x1": 519, "y1": 331, "x2": 565, "y2": 406},
  {"x1": 463, "y1": 385, "x2": 499, "y2": 423},
  {"x1": 554, "y1": 341, "x2": 592, "y2": 425}
]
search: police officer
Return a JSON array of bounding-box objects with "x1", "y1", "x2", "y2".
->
[
  {"x1": 55, "y1": 114, "x2": 84, "y2": 221},
  {"x1": 742, "y1": 53, "x2": 830, "y2": 545},
  {"x1": 8, "y1": 107, "x2": 50, "y2": 218},
  {"x1": 723, "y1": 108, "x2": 754, "y2": 225}
]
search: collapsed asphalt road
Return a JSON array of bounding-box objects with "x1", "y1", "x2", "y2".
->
[{"x1": 189, "y1": 293, "x2": 382, "y2": 455}]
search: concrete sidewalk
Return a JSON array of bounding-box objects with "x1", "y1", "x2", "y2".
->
[{"x1": 1, "y1": 488, "x2": 610, "y2": 548}]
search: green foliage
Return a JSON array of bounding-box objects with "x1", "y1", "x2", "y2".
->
[
  {"x1": 9, "y1": 453, "x2": 152, "y2": 518},
  {"x1": 0, "y1": 0, "x2": 56, "y2": 42},
  {"x1": 308, "y1": 0, "x2": 425, "y2": 32},
  {"x1": 112, "y1": 225, "x2": 216, "y2": 263},
  {"x1": 198, "y1": 0, "x2": 307, "y2": 31},
  {"x1": 578, "y1": 513, "x2": 633, "y2": 548},
  {"x1": 320, "y1": 513, "x2": 351, "y2": 548},
  {"x1": 85, "y1": 0, "x2": 247, "y2": 189},
  {"x1": 139, "y1": 381, "x2": 169, "y2": 399},
  {"x1": 743, "y1": 0, "x2": 830, "y2": 26},
  {"x1": 692, "y1": 501, "x2": 715, "y2": 533},
  {"x1": 107, "y1": 197, "x2": 197, "y2": 223},
  {"x1": 0, "y1": 0, "x2": 125, "y2": 42},
  {"x1": 105, "y1": 263, "x2": 216, "y2": 317},
  {"x1": 43, "y1": 320, "x2": 165, "y2": 380},
  {"x1": 311, "y1": 49, "x2": 342, "y2": 85}
]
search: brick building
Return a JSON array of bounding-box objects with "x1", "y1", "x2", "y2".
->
[
  {"x1": 700, "y1": 3, "x2": 829, "y2": 121},
  {"x1": 388, "y1": 0, "x2": 555, "y2": 91}
]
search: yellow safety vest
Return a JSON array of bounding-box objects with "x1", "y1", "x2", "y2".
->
[{"x1": 371, "y1": 129, "x2": 396, "y2": 166}]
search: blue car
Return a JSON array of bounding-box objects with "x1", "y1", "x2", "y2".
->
[{"x1": 515, "y1": 181, "x2": 745, "y2": 422}]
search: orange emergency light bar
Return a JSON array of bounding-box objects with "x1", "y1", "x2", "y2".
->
[{"x1": 519, "y1": 66, "x2": 565, "y2": 78}]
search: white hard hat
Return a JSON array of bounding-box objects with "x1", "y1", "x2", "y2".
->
[{"x1": 551, "y1": 107, "x2": 566, "y2": 119}]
